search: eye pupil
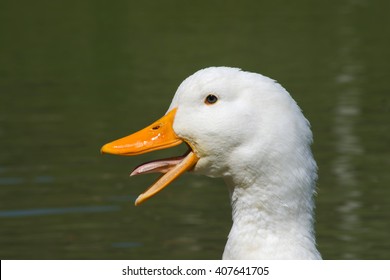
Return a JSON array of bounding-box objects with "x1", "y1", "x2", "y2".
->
[{"x1": 205, "y1": 94, "x2": 218, "y2": 104}]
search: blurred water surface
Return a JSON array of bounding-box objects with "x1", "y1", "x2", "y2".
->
[{"x1": 0, "y1": 0, "x2": 389, "y2": 259}]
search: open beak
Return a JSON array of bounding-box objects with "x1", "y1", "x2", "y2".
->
[{"x1": 101, "y1": 108, "x2": 199, "y2": 205}]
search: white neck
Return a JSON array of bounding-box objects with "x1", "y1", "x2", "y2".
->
[{"x1": 222, "y1": 153, "x2": 321, "y2": 260}]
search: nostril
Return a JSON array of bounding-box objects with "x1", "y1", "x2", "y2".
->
[{"x1": 152, "y1": 125, "x2": 161, "y2": 130}]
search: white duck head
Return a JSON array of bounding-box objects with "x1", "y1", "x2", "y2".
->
[{"x1": 101, "y1": 67, "x2": 321, "y2": 259}]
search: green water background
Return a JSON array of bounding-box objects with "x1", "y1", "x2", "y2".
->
[{"x1": 0, "y1": 0, "x2": 389, "y2": 259}]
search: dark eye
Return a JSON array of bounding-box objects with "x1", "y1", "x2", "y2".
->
[{"x1": 205, "y1": 94, "x2": 218, "y2": 105}]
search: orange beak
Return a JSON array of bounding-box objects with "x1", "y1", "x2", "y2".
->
[{"x1": 101, "y1": 108, "x2": 198, "y2": 205}]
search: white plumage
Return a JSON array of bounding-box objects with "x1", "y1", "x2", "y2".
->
[{"x1": 102, "y1": 67, "x2": 321, "y2": 259}]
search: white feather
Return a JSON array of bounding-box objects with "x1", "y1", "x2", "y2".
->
[{"x1": 169, "y1": 67, "x2": 321, "y2": 259}]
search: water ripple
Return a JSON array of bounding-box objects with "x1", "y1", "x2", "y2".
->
[
  {"x1": 0, "y1": 205, "x2": 120, "y2": 218},
  {"x1": 111, "y1": 242, "x2": 143, "y2": 248}
]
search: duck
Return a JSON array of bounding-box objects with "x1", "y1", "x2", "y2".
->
[{"x1": 101, "y1": 67, "x2": 322, "y2": 259}]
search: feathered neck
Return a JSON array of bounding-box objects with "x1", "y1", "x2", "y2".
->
[{"x1": 222, "y1": 147, "x2": 321, "y2": 260}]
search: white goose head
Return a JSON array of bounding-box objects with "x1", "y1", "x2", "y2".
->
[{"x1": 102, "y1": 67, "x2": 321, "y2": 259}]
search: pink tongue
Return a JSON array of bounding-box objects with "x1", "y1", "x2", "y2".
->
[{"x1": 130, "y1": 156, "x2": 185, "y2": 176}]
